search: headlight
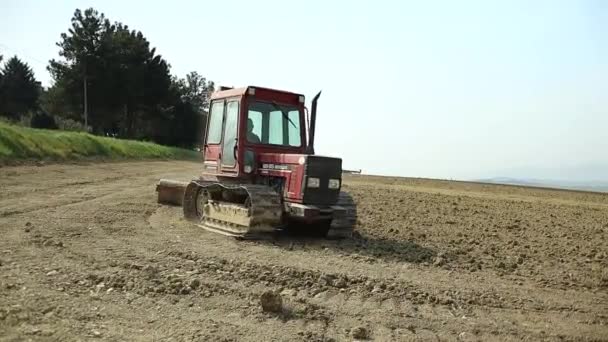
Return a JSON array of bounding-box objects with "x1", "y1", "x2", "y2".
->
[
  {"x1": 244, "y1": 165, "x2": 252, "y2": 173},
  {"x1": 328, "y1": 179, "x2": 340, "y2": 189},
  {"x1": 307, "y1": 177, "x2": 320, "y2": 188}
]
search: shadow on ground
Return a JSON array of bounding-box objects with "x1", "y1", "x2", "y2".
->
[{"x1": 258, "y1": 231, "x2": 439, "y2": 264}]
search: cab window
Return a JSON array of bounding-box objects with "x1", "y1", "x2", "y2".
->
[
  {"x1": 246, "y1": 101, "x2": 301, "y2": 147},
  {"x1": 207, "y1": 101, "x2": 224, "y2": 144}
]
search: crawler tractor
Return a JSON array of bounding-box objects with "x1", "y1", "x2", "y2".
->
[{"x1": 156, "y1": 86, "x2": 356, "y2": 238}]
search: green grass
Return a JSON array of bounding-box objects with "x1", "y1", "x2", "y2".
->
[{"x1": 0, "y1": 121, "x2": 200, "y2": 162}]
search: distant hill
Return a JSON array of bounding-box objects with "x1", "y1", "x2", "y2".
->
[{"x1": 475, "y1": 177, "x2": 608, "y2": 193}]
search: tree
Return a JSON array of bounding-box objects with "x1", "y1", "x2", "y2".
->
[
  {"x1": 48, "y1": 8, "x2": 112, "y2": 130},
  {"x1": 0, "y1": 56, "x2": 40, "y2": 120},
  {"x1": 40, "y1": 81, "x2": 78, "y2": 121},
  {"x1": 47, "y1": 8, "x2": 174, "y2": 138},
  {"x1": 182, "y1": 71, "x2": 215, "y2": 113},
  {"x1": 30, "y1": 109, "x2": 58, "y2": 129},
  {"x1": 0, "y1": 55, "x2": 3, "y2": 113},
  {"x1": 105, "y1": 23, "x2": 172, "y2": 138},
  {"x1": 161, "y1": 72, "x2": 215, "y2": 147},
  {"x1": 45, "y1": 7, "x2": 214, "y2": 148}
]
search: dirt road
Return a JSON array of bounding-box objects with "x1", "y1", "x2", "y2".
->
[{"x1": 1, "y1": 161, "x2": 606, "y2": 341}]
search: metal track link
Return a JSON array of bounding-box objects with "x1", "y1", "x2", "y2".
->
[{"x1": 183, "y1": 181, "x2": 283, "y2": 239}]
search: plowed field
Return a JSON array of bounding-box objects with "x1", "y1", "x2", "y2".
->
[{"x1": 1, "y1": 161, "x2": 606, "y2": 341}]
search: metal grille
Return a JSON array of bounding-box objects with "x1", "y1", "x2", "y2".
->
[{"x1": 302, "y1": 156, "x2": 342, "y2": 205}]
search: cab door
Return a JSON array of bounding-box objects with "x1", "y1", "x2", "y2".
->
[
  {"x1": 220, "y1": 100, "x2": 240, "y2": 173},
  {"x1": 202, "y1": 100, "x2": 224, "y2": 174}
]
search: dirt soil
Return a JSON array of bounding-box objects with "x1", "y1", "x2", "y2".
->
[{"x1": 1, "y1": 161, "x2": 607, "y2": 341}]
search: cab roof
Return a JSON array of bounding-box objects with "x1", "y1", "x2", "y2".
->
[{"x1": 210, "y1": 86, "x2": 305, "y2": 100}]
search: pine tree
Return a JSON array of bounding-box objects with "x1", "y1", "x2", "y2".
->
[{"x1": 0, "y1": 56, "x2": 40, "y2": 120}]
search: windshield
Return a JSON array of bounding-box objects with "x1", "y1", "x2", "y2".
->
[{"x1": 246, "y1": 101, "x2": 302, "y2": 147}]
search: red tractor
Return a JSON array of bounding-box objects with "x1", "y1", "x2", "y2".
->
[{"x1": 156, "y1": 86, "x2": 356, "y2": 238}]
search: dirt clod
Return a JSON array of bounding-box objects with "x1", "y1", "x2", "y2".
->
[
  {"x1": 189, "y1": 278, "x2": 200, "y2": 289},
  {"x1": 351, "y1": 326, "x2": 369, "y2": 339},
  {"x1": 260, "y1": 290, "x2": 282, "y2": 313},
  {"x1": 334, "y1": 277, "x2": 348, "y2": 288},
  {"x1": 433, "y1": 256, "x2": 445, "y2": 266}
]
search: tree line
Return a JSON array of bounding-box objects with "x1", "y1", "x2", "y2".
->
[{"x1": 0, "y1": 7, "x2": 214, "y2": 148}]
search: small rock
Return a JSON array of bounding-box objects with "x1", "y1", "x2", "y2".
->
[
  {"x1": 260, "y1": 290, "x2": 282, "y2": 313},
  {"x1": 371, "y1": 286, "x2": 382, "y2": 294},
  {"x1": 41, "y1": 328, "x2": 55, "y2": 336},
  {"x1": 189, "y1": 279, "x2": 201, "y2": 289},
  {"x1": 125, "y1": 292, "x2": 136, "y2": 303},
  {"x1": 91, "y1": 330, "x2": 101, "y2": 337},
  {"x1": 433, "y1": 257, "x2": 445, "y2": 266},
  {"x1": 42, "y1": 306, "x2": 55, "y2": 314},
  {"x1": 318, "y1": 273, "x2": 336, "y2": 286},
  {"x1": 314, "y1": 291, "x2": 330, "y2": 300},
  {"x1": 334, "y1": 278, "x2": 347, "y2": 288},
  {"x1": 280, "y1": 288, "x2": 297, "y2": 297},
  {"x1": 351, "y1": 326, "x2": 369, "y2": 339},
  {"x1": 46, "y1": 270, "x2": 58, "y2": 276}
]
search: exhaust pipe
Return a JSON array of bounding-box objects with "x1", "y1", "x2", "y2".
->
[
  {"x1": 307, "y1": 91, "x2": 321, "y2": 155},
  {"x1": 156, "y1": 179, "x2": 189, "y2": 206}
]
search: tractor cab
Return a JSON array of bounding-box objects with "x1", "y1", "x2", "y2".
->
[{"x1": 201, "y1": 86, "x2": 309, "y2": 178}]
